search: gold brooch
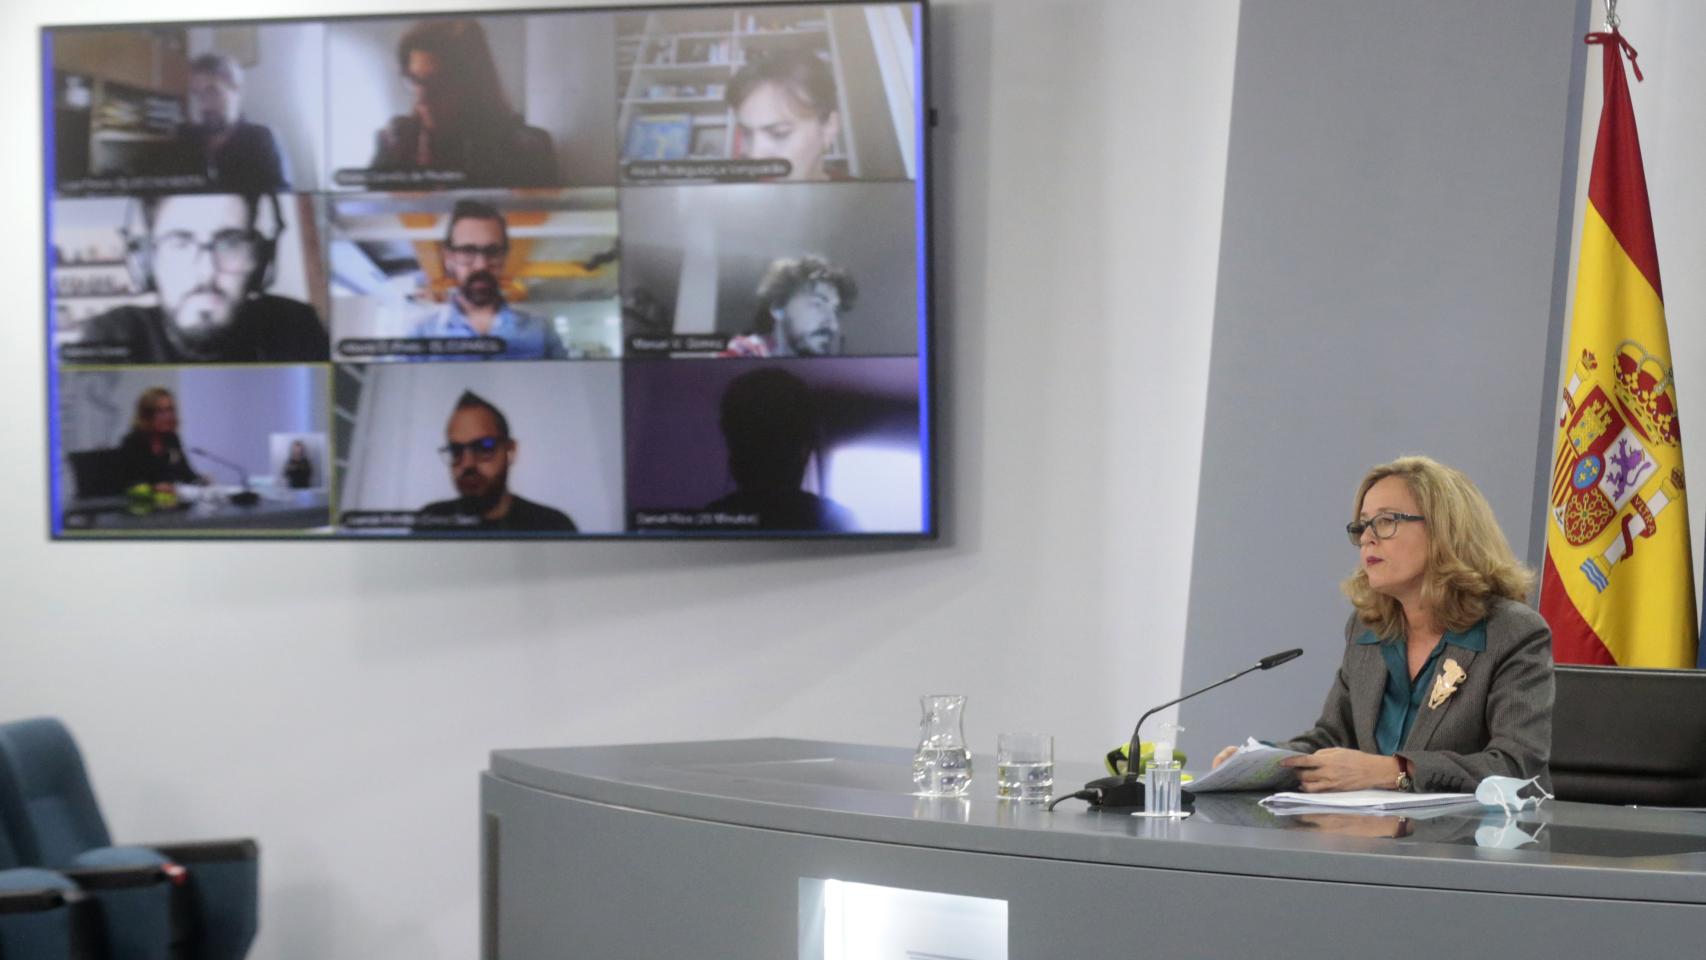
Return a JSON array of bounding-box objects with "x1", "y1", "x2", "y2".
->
[{"x1": 1428, "y1": 657, "x2": 1467, "y2": 709}]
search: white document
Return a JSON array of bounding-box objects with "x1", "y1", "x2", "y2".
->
[
  {"x1": 1181, "y1": 737, "x2": 1305, "y2": 794},
  {"x1": 1260, "y1": 789, "x2": 1477, "y2": 812}
]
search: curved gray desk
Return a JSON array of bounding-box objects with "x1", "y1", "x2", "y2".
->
[{"x1": 482, "y1": 739, "x2": 1706, "y2": 959}]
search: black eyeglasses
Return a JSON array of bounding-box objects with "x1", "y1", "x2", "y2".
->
[
  {"x1": 438, "y1": 436, "x2": 507, "y2": 465},
  {"x1": 445, "y1": 243, "x2": 508, "y2": 263},
  {"x1": 152, "y1": 229, "x2": 260, "y2": 275},
  {"x1": 1346, "y1": 511, "x2": 1425, "y2": 545}
]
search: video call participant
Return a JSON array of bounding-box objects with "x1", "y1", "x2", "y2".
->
[
  {"x1": 168, "y1": 53, "x2": 291, "y2": 192},
  {"x1": 705, "y1": 368, "x2": 856, "y2": 532},
  {"x1": 282, "y1": 439, "x2": 314, "y2": 489},
  {"x1": 721, "y1": 255, "x2": 856, "y2": 358},
  {"x1": 410, "y1": 200, "x2": 570, "y2": 360},
  {"x1": 1211, "y1": 456, "x2": 1554, "y2": 793},
  {"x1": 726, "y1": 48, "x2": 843, "y2": 182},
  {"x1": 369, "y1": 19, "x2": 561, "y2": 188},
  {"x1": 116, "y1": 387, "x2": 208, "y2": 490},
  {"x1": 418, "y1": 390, "x2": 578, "y2": 532},
  {"x1": 79, "y1": 194, "x2": 328, "y2": 364}
]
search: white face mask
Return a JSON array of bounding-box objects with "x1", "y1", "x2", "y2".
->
[
  {"x1": 1475, "y1": 775, "x2": 1553, "y2": 817},
  {"x1": 1475, "y1": 817, "x2": 1546, "y2": 849}
]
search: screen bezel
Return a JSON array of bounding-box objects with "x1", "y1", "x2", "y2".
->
[{"x1": 41, "y1": 0, "x2": 937, "y2": 543}]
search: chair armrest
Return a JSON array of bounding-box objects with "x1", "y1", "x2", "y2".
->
[
  {"x1": 57, "y1": 864, "x2": 170, "y2": 891},
  {"x1": 147, "y1": 838, "x2": 259, "y2": 864},
  {"x1": 0, "y1": 886, "x2": 67, "y2": 914}
]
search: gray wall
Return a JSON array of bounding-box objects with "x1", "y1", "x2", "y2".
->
[
  {"x1": 1178, "y1": 0, "x2": 1590, "y2": 753},
  {"x1": 11, "y1": 3, "x2": 1244, "y2": 957}
]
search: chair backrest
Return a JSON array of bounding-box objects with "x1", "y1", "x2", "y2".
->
[
  {"x1": 0, "y1": 810, "x2": 21, "y2": 870},
  {"x1": 67, "y1": 449, "x2": 130, "y2": 499},
  {"x1": 1551, "y1": 664, "x2": 1706, "y2": 806},
  {"x1": 0, "y1": 719, "x2": 112, "y2": 867}
]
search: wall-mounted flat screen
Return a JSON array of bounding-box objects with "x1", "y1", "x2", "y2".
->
[{"x1": 44, "y1": 2, "x2": 932, "y2": 539}]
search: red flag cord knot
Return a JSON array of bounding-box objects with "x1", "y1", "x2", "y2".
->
[{"x1": 1586, "y1": 29, "x2": 1643, "y2": 82}]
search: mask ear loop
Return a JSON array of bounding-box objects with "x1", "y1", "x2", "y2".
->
[{"x1": 1520, "y1": 777, "x2": 1554, "y2": 809}]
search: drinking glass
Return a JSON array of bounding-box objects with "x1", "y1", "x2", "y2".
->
[{"x1": 996, "y1": 732, "x2": 1054, "y2": 802}]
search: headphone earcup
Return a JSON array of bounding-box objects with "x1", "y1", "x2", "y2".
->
[
  {"x1": 121, "y1": 198, "x2": 152, "y2": 294},
  {"x1": 124, "y1": 236, "x2": 151, "y2": 293},
  {"x1": 246, "y1": 237, "x2": 277, "y2": 296},
  {"x1": 244, "y1": 193, "x2": 283, "y2": 297}
]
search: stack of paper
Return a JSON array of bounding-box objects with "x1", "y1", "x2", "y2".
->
[
  {"x1": 1182, "y1": 737, "x2": 1304, "y2": 794},
  {"x1": 1260, "y1": 789, "x2": 1477, "y2": 812}
]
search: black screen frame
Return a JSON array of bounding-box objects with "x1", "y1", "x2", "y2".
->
[{"x1": 41, "y1": 0, "x2": 938, "y2": 543}]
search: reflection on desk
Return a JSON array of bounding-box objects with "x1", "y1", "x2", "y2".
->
[
  {"x1": 484, "y1": 740, "x2": 1706, "y2": 960},
  {"x1": 62, "y1": 487, "x2": 331, "y2": 532},
  {"x1": 1189, "y1": 790, "x2": 1706, "y2": 857}
]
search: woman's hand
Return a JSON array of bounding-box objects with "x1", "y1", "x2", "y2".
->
[
  {"x1": 1280, "y1": 748, "x2": 1401, "y2": 792},
  {"x1": 1212, "y1": 745, "x2": 1239, "y2": 769}
]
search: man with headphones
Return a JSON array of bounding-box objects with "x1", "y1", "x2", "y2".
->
[
  {"x1": 416, "y1": 390, "x2": 577, "y2": 533},
  {"x1": 78, "y1": 193, "x2": 328, "y2": 364}
]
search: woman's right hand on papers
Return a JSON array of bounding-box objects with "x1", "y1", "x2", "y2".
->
[{"x1": 1212, "y1": 745, "x2": 1239, "y2": 769}]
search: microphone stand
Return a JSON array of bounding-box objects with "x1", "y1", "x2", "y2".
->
[
  {"x1": 1065, "y1": 649, "x2": 1303, "y2": 811},
  {"x1": 189, "y1": 447, "x2": 261, "y2": 507}
]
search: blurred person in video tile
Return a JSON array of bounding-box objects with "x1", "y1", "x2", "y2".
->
[
  {"x1": 370, "y1": 19, "x2": 560, "y2": 187},
  {"x1": 418, "y1": 390, "x2": 577, "y2": 532},
  {"x1": 721, "y1": 255, "x2": 855, "y2": 358},
  {"x1": 116, "y1": 387, "x2": 210, "y2": 490},
  {"x1": 727, "y1": 48, "x2": 843, "y2": 181},
  {"x1": 79, "y1": 194, "x2": 327, "y2": 363},
  {"x1": 410, "y1": 200, "x2": 570, "y2": 360},
  {"x1": 704, "y1": 368, "x2": 855, "y2": 532},
  {"x1": 282, "y1": 439, "x2": 315, "y2": 490},
  {"x1": 168, "y1": 53, "x2": 291, "y2": 192}
]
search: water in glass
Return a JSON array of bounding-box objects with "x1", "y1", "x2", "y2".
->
[
  {"x1": 913, "y1": 694, "x2": 972, "y2": 796},
  {"x1": 996, "y1": 760, "x2": 1055, "y2": 800}
]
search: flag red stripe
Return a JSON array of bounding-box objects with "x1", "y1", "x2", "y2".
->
[
  {"x1": 1539, "y1": 553, "x2": 1617, "y2": 665},
  {"x1": 1585, "y1": 39, "x2": 1663, "y2": 302}
]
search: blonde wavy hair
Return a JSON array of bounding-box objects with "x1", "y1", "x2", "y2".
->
[
  {"x1": 1342, "y1": 456, "x2": 1533, "y2": 639},
  {"x1": 130, "y1": 387, "x2": 176, "y2": 433}
]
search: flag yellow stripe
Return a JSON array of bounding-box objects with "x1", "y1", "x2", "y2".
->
[{"x1": 1546, "y1": 204, "x2": 1696, "y2": 668}]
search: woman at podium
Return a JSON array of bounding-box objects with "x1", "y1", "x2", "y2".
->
[
  {"x1": 1212, "y1": 455, "x2": 1553, "y2": 793},
  {"x1": 116, "y1": 387, "x2": 209, "y2": 490}
]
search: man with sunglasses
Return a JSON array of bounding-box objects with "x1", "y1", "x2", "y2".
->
[
  {"x1": 74, "y1": 193, "x2": 327, "y2": 364},
  {"x1": 416, "y1": 390, "x2": 577, "y2": 533},
  {"x1": 409, "y1": 200, "x2": 570, "y2": 361}
]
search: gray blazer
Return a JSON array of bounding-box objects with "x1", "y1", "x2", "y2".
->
[{"x1": 1280, "y1": 598, "x2": 1555, "y2": 793}]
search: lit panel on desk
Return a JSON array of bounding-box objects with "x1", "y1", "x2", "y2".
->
[{"x1": 800, "y1": 878, "x2": 1007, "y2": 960}]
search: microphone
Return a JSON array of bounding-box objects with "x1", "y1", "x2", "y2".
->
[
  {"x1": 1056, "y1": 647, "x2": 1305, "y2": 811},
  {"x1": 189, "y1": 446, "x2": 261, "y2": 506}
]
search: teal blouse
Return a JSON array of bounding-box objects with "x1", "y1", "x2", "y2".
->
[{"x1": 1357, "y1": 621, "x2": 1488, "y2": 756}]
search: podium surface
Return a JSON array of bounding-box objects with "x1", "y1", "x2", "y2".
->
[{"x1": 482, "y1": 739, "x2": 1706, "y2": 959}]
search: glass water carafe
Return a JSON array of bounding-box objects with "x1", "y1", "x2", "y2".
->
[{"x1": 912, "y1": 694, "x2": 972, "y2": 796}]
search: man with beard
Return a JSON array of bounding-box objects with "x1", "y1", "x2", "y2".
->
[
  {"x1": 369, "y1": 19, "x2": 560, "y2": 188},
  {"x1": 77, "y1": 193, "x2": 328, "y2": 363},
  {"x1": 410, "y1": 200, "x2": 570, "y2": 360},
  {"x1": 417, "y1": 390, "x2": 577, "y2": 533},
  {"x1": 167, "y1": 53, "x2": 291, "y2": 192},
  {"x1": 720, "y1": 254, "x2": 855, "y2": 358}
]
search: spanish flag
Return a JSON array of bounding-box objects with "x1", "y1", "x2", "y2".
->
[{"x1": 1540, "y1": 30, "x2": 1697, "y2": 667}]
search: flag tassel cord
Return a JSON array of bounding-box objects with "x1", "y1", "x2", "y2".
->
[{"x1": 1586, "y1": 29, "x2": 1643, "y2": 82}]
